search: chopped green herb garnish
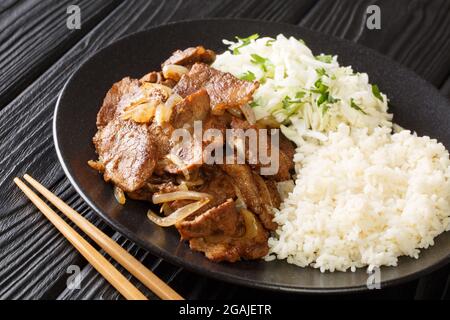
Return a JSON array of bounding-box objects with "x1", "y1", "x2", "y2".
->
[
  {"x1": 317, "y1": 93, "x2": 328, "y2": 106},
  {"x1": 295, "y1": 91, "x2": 306, "y2": 99},
  {"x1": 233, "y1": 34, "x2": 259, "y2": 54},
  {"x1": 372, "y1": 84, "x2": 384, "y2": 102},
  {"x1": 249, "y1": 101, "x2": 259, "y2": 108},
  {"x1": 312, "y1": 78, "x2": 328, "y2": 94},
  {"x1": 315, "y1": 54, "x2": 333, "y2": 63},
  {"x1": 250, "y1": 54, "x2": 273, "y2": 73},
  {"x1": 239, "y1": 70, "x2": 256, "y2": 81},
  {"x1": 316, "y1": 68, "x2": 327, "y2": 77},
  {"x1": 320, "y1": 104, "x2": 330, "y2": 116},
  {"x1": 265, "y1": 39, "x2": 275, "y2": 46},
  {"x1": 350, "y1": 98, "x2": 367, "y2": 115},
  {"x1": 282, "y1": 96, "x2": 303, "y2": 109},
  {"x1": 250, "y1": 54, "x2": 268, "y2": 68}
]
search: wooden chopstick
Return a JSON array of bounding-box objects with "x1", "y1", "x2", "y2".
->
[
  {"x1": 14, "y1": 177, "x2": 147, "y2": 300},
  {"x1": 23, "y1": 174, "x2": 184, "y2": 301}
]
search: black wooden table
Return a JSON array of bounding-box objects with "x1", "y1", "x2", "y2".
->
[{"x1": 1, "y1": 0, "x2": 449, "y2": 300}]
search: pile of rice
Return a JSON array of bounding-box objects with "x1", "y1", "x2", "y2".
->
[
  {"x1": 214, "y1": 34, "x2": 450, "y2": 272},
  {"x1": 267, "y1": 125, "x2": 450, "y2": 272}
]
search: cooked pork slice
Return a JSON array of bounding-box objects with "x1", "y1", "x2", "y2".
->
[
  {"x1": 188, "y1": 210, "x2": 269, "y2": 262},
  {"x1": 93, "y1": 119, "x2": 156, "y2": 192},
  {"x1": 96, "y1": 77, "x2": 141, "y2": 128},
  {"x1": 169, "y1": 88, "x2": 210, "y2": 129},
  {"x1": 173, "y1": 63, "x2": 259, "y2": 114},
  {"x1": 221, "y1": 163, "x2": 278, "y2": 230},
  {"x1": 177, "y1": 199, "x2": 245, "y2": 240},
  {"x1": 230, "y1": 117, "x2": 294, "y2": 181},
  {"x1": 252, "y1": 176, "x2": 279, "y2": 231},
  {"x1": 162, "y1": 46, "x2": 216, "y2": 68}
]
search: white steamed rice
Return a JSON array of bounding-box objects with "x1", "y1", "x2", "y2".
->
[{"x1": 266, "y1": 124, "x2": 450, "y2": 272}]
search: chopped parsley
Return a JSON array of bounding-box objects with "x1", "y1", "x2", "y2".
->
[
  {"x1": 316, "y1": 68, "x2": 327, "y2": 77},
  {"x1": 315, "y1": 54, "x2": 333, "y2": 63},
  {"x1": 265, "y1": 39, "x2": 275, "y2": 47},
  {"x1": 312, "y1": 79, "x2": 339, "y2": 115},
  {"x1": 233, "y1": 34, "x2": 259, "y2": 54},
  {"x1": 372, "y1": 84, "x2": 384, "y2": 102},
  {"x1": 350, "y1": 98, "x2": 367, "y2": 115},
  {"x1": 249, "y1": 101, "x2": 259, "y2": 108},
  {"x1": 281, "y1": 94, "x2": 305, "y2": 116},
  {"x1": 295, "y1": 91, "x2": 306, "y2": 99},
  {"x1": 250, "y1": 54, "x2": 270, "y2": 72},
  {"x1": 239, "y1": 70, "x2": 256, "y2": 81}
]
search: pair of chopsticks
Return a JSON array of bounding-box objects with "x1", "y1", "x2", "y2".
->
[{"x1": 14, "y1": 174, "x2": 183, "y2": 301}]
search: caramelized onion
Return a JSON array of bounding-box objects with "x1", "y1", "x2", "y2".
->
[
  {"x1": 121, "y1": 101, "x2": 157, "y2": 123},
  {"x1": 152, "y1": 191, "x2": 213, "y2": 204},
  {"x1": 154, "y1": 93, "x2": 182, "y2": 124},
  {"x1": 88, "y1": 160, "x2": 104, "y2": 172},
  {"x1": 227, "y1": 107, "x2": 242, "y2": 118},
  {"x1": 162, "y1": 64, "x2": 189, "y2": 82},
  {"x1": 256, "y1": 116, "x2": 280, "y2": 128},
  {"x1": 233, "y1": 185, "x2": 247, "y2": 210},
  {"x1": 140, "y1": 82, "x2": 172, "y2": 99},
  {"x1": 240, "y1": 208, "x2": 259, "y2": 239},
  {"x1": 114, "y1": 186, "x2": 126, "y2": 205},
  {"x1": 147, "y1": 198, "x2": 210, "y2": 227}
]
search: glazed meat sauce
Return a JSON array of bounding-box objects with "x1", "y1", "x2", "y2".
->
[{"x1": 90, "y1": 46, "x2": 295, "y2": 262}]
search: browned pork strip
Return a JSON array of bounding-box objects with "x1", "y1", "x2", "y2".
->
[
  {"x1": 188, "y1": 210, "x2": 269, "y2": 262},
  {"x1": 220, "y1": 163, "x2": 278, "y2": 231},
  {"x1": 93, "y1": 119, "x2": 156, "y2": 192},
  {"x1": 169, "y1": 88, "x2": 210, "y2": 129},
  {"x1": 96, "y1": 77, "x2": 141, "y2": 128},
  {"x1": 230, "y1": 117, "x2": 295, "y2": 181},
  {"x1": 162, "y1": 46, "x2": 216, "y2": 68},
  {"x1": 177, "y1": 199, "x2": 245, "y2": 240},
  {"x1": 173, "y1": 63, "x2": 259, "y2": 114}
]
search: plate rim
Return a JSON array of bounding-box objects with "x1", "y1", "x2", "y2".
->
[{"x1": 53, "y1": 18, "x2": 450, "y2": 294}]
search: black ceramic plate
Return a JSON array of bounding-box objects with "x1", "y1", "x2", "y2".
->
[{"x1": 54, "y1": 19, "x2": 450, "y2": 293}]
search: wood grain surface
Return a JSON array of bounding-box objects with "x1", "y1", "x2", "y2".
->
[{"x1": 0, "y1": 0, "x2": 449, "y2": 300}]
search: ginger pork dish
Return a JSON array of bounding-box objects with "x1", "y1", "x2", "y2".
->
[{"x1": 90, "y1": 34, "x2": 450, "y2": 272}]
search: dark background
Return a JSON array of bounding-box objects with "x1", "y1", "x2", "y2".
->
[{"x1": 0, "y1": 0, "x2": 449, "y2": 300}]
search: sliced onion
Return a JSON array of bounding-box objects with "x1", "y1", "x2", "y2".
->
[
  {"x1": 240, "y1": 103, "x2": 256, "y2": 125},
  {"x1": 165, "y1": 92, "x2": 183, "y2": 109},
  {"x1": 140, "y1": 82, "x2": 172, "y2": 98},
  {"x1": 177, "y1": 177, "x2": 204, "y2": 187},
  {"x1": 147, "y1": 198, "x2": 210, "y2": 227},
  {"x1": 240, "y1": 209, "x2": 259, "y2": 239},
  {"x1": 152, "y1": 191, "x2": 213, "y2": 204},
  {"x1": 233, "y1": 184, "x2": 247, "y2": 210},
  {"x1": 121, "y1": 101, "x2": 157, "y2": 123},
  {"x1": 227, "y1": 107, "x2": 243, "y2": 118},
  {"x1": 256, "y1": 116, "x2": 280, "y2": 128},
  {"x1": 154, "y1": 93, "x2": 182, "y2": 124},
  {"x1": 162, "y1": 64, "x2": 189, "y2": 81},
  {"x1": 87, "y1": 160, "x2": 104, "y2": 172},
  {"x1": 114, "y1": 186, "x2": 126, "y2": 205}
]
